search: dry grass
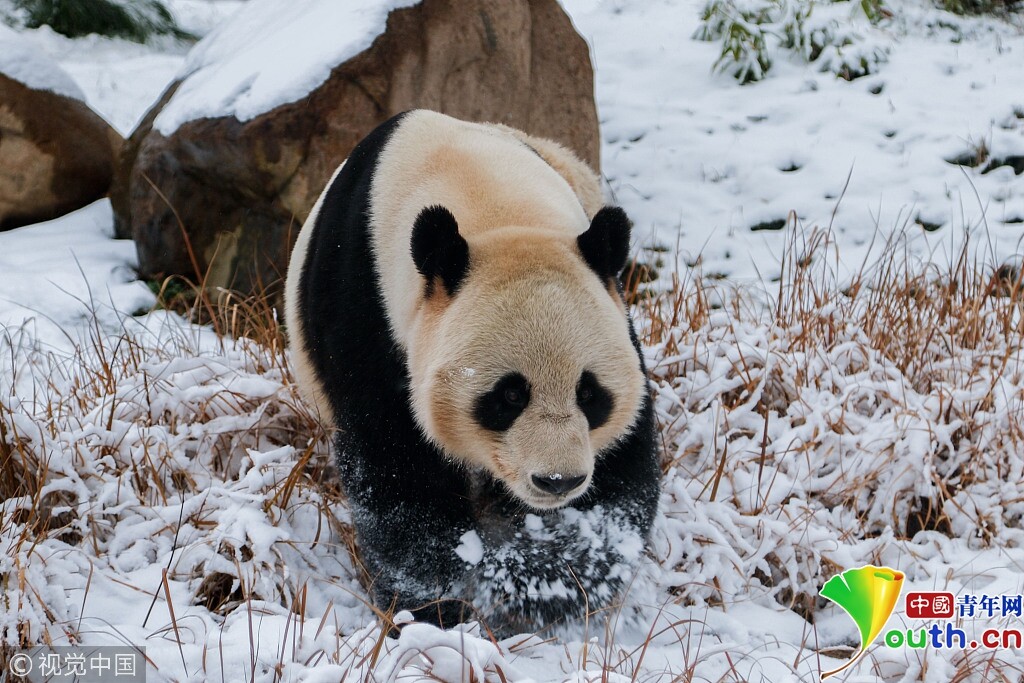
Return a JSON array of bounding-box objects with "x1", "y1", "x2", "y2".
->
[
  {"x1": 630, "y1": 222, "x2": 1024, "y2": 680},
  {"x1": 1, "y1": 227, "x2": 1023, "y2": 680},
  {"x1": 0, "y1": 279, "x2": 352, "y2": 673},
  {"x1": 637, "y1": 223, "x2": 1023, "y2": 525}
]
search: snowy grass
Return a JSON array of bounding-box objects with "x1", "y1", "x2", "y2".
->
[
  {"x1": 643, "y1": 220, "x2": 1024, "y2": 568},
  {"x1": 3, "y1": 0, "x2": 1022, "y2": 679},
  {"x1": 634, "y1": 223, "x2": 1024, "y2": 681},
  {"x1": 0, "y1": 290, "x2": 356, "y2": 675},
  {"x1": 2, "y1": 223, "x2": 1023, "y2": 680}
]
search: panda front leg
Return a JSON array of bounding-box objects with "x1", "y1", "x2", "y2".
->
[
  {"x1": 456, "y1": 505, "x2": 649, "y2": 635},
  {"x1": 454, "y1": 394, "x2": 661, "y2": 635},
  {"x1": 333, "y1": 389, "x2": 658, "y2": 635},
  {"x1": 333, "y1": 426, "x2": 480, "y2": 628}
]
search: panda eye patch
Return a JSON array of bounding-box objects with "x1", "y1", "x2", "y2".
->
[
  {"x1": 475, "y1": 373, "x2": 531, "y2": 432},
  {"x1": 577, "y1": 371, "x2": 613, "y2": 430}
]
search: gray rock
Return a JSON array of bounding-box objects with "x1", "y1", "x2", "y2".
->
[{"x1": 113, "y1": 0, "x2": 601, "y2": 295}]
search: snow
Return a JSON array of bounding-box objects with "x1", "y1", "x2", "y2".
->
[
  {"x1": 2, "y1": 0, "x2": 1024, "y2": 681},
  {"x1": 0, "y1": 22, "x2": 84, "y2": 99},
  {"x1": 568, "y1": 0, "x2": 1024, "y2": 283},
  {"x1": 152, "y1": 0, "x2": 420, "y2": 135},
  {"x1": 0, "y1": 200, "x2": 154, "y2": 345},
  {"x1": 0, "y1": 1, "x2": 244, "y2": 135},
  {"x1": 455, "y1": 530, "x2": 484, "y2": 565}
]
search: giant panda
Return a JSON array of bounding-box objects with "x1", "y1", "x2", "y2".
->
[{"x1": 284, "y1": 110, "x2": 660, "y2": 634}]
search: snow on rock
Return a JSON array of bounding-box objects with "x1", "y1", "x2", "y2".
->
[
  {"x1": 2, "y1": 2, "x2": 244, "y2": 136},
  {"x1": 153, "y1": 0, "x2": 419, "y2": 135},
  {"x1": 119, "y1": 0, "x2": 600, "y2": 298},
  {"x1": 0, "y1": 22, "x2": 84, "y2": 99}
]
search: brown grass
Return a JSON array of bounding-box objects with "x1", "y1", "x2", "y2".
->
[
  {"x1": 2, "y1": 230, "x2": 1023, "y2": 679},
  {"x1": 0, "y1": 277, "x2": 354, "y2": 656},
  {"x1": 631, "y1": 223, "x2": 1024, "y2": 679}
]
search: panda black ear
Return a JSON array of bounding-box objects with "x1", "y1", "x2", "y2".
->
[
  {"x1": 577, "y1": 206, "x2": 632, "y2": 282},
  {"x1": 411, "y1": 205, "x2": 469, "y2": 296}
]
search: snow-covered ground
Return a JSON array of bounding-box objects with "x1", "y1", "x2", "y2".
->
[
  {"x1": 1, "y1": 1, "x2": 1024, "y2": 682},
  {"x1": 570, "y1": 0, "x2": 1024, "y2": 284}
]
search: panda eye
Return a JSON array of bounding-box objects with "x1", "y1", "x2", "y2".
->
[
  {"x1": 504, "y1": 388, "x2": 525, "y2": 406},
  {"x1": 474, "y1": 373, "x2": 531, "y2": 432},
  {"x1": 576, "y1": 371, "x2": 613, "y2": 430}
]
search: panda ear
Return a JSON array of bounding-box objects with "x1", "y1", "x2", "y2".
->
[
  {"x1": 411, "y1": 205, "x2": 469, "y2": 296},
  {"x1": 577, "y1": 206, "x2": 632, "y2": 282}
]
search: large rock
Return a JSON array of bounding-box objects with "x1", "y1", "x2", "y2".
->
[
  {"x1": 113, "y1": 0, "x2": 600, "y2": 295},
  {"x1": 0, "y1": 52, "x2": 121, "y2": 231}
]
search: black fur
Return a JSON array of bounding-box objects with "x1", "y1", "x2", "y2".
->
[
  {"x1": 576, "y1": 370, "x2": 613, "y2": 430},
  {"x1": 473, "y1": 373, "x2": 531, "y2": 432},
  {"x1": 298, "y1": 112, "x2": 473, "y2": 627},
  {"x1": 578, "y1": 206, "x2": 632, "y2": 282},
  {"x1": 411, "y1": 205, "x2": 469, "y2": 296},
  {"x1": 296, "y1": 112, "x2": 660, "y2": 634}
]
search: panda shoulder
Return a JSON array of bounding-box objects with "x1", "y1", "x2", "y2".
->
[{"x1": 488, "y1": 123, "x2": 604, "y2": 220}]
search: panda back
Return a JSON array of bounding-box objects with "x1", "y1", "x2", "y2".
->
[
  {"x1": 368, "y1": 110, "x2": 591, "y2": 348},
  {"x1": 289, "y1": 111, "x2": 414, "y2": 433},
  {"x1": 287, "y1": 109, "x2": 600, "y2": 421}
]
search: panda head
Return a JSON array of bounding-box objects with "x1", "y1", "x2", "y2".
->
[{"x1": 407, "y1": 205, "x2": 646, "y2": 510}]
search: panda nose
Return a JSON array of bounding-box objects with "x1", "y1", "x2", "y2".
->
[{"x1": 531, "y1": 473, "x2": 587, "y2": 496}]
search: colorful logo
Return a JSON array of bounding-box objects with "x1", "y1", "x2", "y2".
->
[
  {"x1": 818, "y1": 565, "x2": 904, "y2": 680},
  {"x1": 905, "y1": 591, "x2": 954, "y2": 619}
]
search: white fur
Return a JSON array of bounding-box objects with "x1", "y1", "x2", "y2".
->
[
  {"x1": 287, "y1": 111, "x2": 644, "y2": 510},
  {"x1": 372, "y1": 111, "x2": 643, "y2": 509},
  {"x1": 369, "y1": 111, "x2": 591, "y2": 348}
]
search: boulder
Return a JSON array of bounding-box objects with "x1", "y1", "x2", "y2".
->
[
  {"x1": 0, "y1": 47, "x2": 122, "y2": 231},
  {"x1": 113, "y1": 0, "x2": 600, "y2": 295}
]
